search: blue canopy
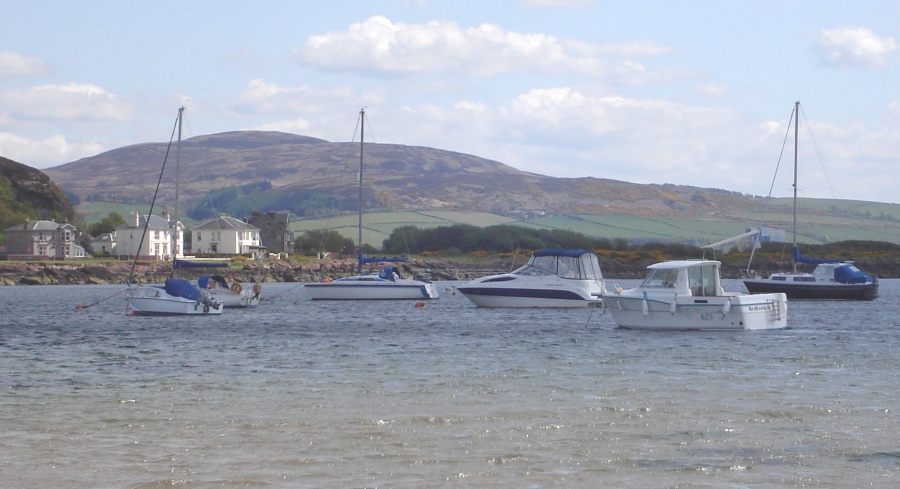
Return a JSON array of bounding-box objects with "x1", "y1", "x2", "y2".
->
[{"x1": 834, "y1": 264, "x2": 875, "y2": 284}]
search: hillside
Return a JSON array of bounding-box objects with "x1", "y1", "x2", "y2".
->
[
  {"x1": 42, "y1": 130, "x2": 900, "y2": 245},
  {"x1": 0, "y1": 157, "x2": 75, "y2": 238},
  {"x1": 46, "y1": 131, "x2": 763, "y2": 216}
]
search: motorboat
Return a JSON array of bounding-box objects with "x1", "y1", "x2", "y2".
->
[
  {"x1": 742, "y1": 101, "x2": 878, "y2": 301},
  {"x1": 305, "y1": 265, "x2": 439, "y2": 300},
  {"x1": 456, "y1": 249, "x2": 605, "y2": 307},
  {"x1": 601, "y1": 259, "x2": 787, "y2": 330},
  {"x1": 303, "y1": 108, "x2": 438, "y2": 301}
]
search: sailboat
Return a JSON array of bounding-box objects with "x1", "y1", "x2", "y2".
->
[
  {"x1": 125, "y1": 107, "x2": 224, "y2": 315},
  {"x1": 304, "y1": 108, "x2": 439, "y2": 300},
  {"x1": 742, "y1": 102, "x2": 878, "y2": 301}
]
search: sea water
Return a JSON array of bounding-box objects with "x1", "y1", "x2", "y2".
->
[{"x1": 0, "y1": 280, "x2": 898, "y2": 488}]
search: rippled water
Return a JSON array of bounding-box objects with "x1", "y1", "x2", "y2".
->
[{"x1": 1, "y1": 280, "x2": 898, "y2": 488}]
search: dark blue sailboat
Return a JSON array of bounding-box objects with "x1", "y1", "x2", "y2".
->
[{"x1": 743, "y1": 102, "x2": 878, "y2": 300}]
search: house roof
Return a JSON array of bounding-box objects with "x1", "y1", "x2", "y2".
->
[
  {"x1": 192, "y1": 215, "x2": 259, "y2": 231},
  {"x1": 115, "y1": 215, "x2": 171, "y2": 230},
  {"x1": 4, "y1": 220, "x2": 76, "y2": 232}
]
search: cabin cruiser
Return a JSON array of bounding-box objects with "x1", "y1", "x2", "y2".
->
[
  {"x1": 601, "y1": 259, "x2": 787, "y2": 330},
  {"x1": 456, "y1": 249, "x2": 605, "y2": 307}
]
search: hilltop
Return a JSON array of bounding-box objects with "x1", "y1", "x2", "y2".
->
[{"x1": 41, "y1": 131, "x2": 900, "y2": 245}]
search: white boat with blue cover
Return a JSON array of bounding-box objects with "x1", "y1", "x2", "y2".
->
[
  {"x1": 305, "y1": 265, "x2": 438, "y2": 300},
  {"x1": 456, "y1": 249, "x2": 605, "y2": 308},
  {"x1": 601, "y1": 259, "x2": 787, "y2": 330}
]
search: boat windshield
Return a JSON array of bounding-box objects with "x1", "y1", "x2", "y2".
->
[
  {"x1": 512, "y1": 253, "x2": 601, "y2": 280},
  {"x1": 641, "y1": 268, "x2": 680, "y2": 288}
]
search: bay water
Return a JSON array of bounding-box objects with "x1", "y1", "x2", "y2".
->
[{"x1": 1, "y1": 279, "x2": 898, "y2": 488}]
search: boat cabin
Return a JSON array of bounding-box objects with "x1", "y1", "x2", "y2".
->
[
  {"x1": 513, "y1": 249, "x2": 603, "y2": 280},
  {"x1": 640, "y1": 260, "x2": 725, "y2": 297}
]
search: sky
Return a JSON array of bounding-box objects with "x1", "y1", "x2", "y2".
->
[{"x1": 2, "y1": 0, "x2": 899, "y2": 204}]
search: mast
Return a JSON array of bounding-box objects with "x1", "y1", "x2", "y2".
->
[
  {"x1": 173, "y1": 106, "x2": 184, "y2": 276},
  {"x1": 791, "y1": 101, "x2": 799, "y2": 274},
  {"x1": 357, "y1": 108, "x2": 364, "y2": 274}
]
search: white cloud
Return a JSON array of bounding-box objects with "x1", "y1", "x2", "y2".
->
[
  {"x1": 813, "y1": 26, "x2": 898, "y2": 68},
  {"x1": 0, "y1": 50, "x2": 49, "y2": 77},
  {"x1": 0, "y1": 132, "x2": 103, "y2": 167},
  {"x1": 0, "y1": 82, "x2": 132, "y2": 122},
  {"x1": 255, "y1": 119, "x2": 313, "y2": 134},
  {"x1": 294, "y1": 16, "x2": 672, "y2": 77}
]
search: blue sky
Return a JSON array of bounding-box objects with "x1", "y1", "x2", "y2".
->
[{"x1": 2, "y1": 0, "x2": 899, "y2": 203}]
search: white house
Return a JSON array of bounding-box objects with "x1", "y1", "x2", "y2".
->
[
  {"x1": 89, "y1": 232, "x2": 116, "y2": 256},
  {"x1": 114, "y1": 211, "x2": 183, "y2": 260},
  {"x1": 191, "y1": 215, "x2": 261, "y2": 255}
]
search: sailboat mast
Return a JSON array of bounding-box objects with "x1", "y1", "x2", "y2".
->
[
  {"x1": 173, "y1": 106, "x2": 184, "y2": 275},
  {"x1": 791, "y1": 101, "x2": 799, "y2": 274},
  {"x1": 357, "y1": 108, "x2": 364, "y2": 274}
]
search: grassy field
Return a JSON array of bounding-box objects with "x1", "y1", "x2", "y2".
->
[{"x1": 77, "y1": 202, "x2": 900, "y2": 248}]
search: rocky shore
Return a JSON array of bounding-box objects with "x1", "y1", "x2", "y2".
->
[{"x1": 0, "y1": 258, "x2": 503, "y2": 286}]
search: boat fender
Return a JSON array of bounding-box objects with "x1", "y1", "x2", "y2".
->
[
  {"x1": 641, "y1": 291, "x2": 649, "y2": 316},
  {"x1": 722, "y1": 298, "x2": 731, "y2": 315},
  {"x1": 617, "y1": 300, "x2": 623, "y2": 312},
  {"x1": 231, "y1": 282, "x2": 243, "y2": 295},
  {"x1": 670, "y1": 299, "x2": 677, "y2": 315}
]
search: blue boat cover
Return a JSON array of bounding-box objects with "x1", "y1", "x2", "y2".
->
[
  {"x1": 165, "y1": 278, "x2": 201, "y2": 300},
  {"x1": 793, "y1": 246, "x2": 840, "y2": 265},
  {"x1": 198, "y1": 275, "x2": 210, "y2": 289},
  {"x1": 834, "y1": 264, "x2": 875, "y2": 284}
]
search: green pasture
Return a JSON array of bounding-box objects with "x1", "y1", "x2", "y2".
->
[{"x1": 77, "y1": 202, "x2": 900, "y2": 248}]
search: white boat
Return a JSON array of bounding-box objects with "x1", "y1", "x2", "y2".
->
[
  {"x1": 127, "y1": 278, "x2": 222, "y2": 316},
  {"x1": 601, "y1": 260, "x2": 787, "y2": 330},
  {"x1": 456, "y1": 249, "x2": 605, "y2": 308},
  {"x1": 126, "y1": 107, "x2": 223, "y2": 316},
  {"x1": 303, "y1": 108, "x2": 438, "y2": 301},
  {"x1": 306, "y1": 265, "x2": 439, "y2": 300},
  {"x1": 742, "y1": 102, "x2": 878, "y2": 301},
  {"x1": 199, "y1": 274, "x2": 261, "y2": 308}
]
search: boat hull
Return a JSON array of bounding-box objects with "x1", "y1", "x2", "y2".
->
[
  {"x1": 457, "y1": 285, "x2": 602, "y2": 308},
  {"x1": 208, "y1": 284, "x2": 261, "y2": 308},
  {"x1": 601, "y1": 292, "x2": 787, "y2": 331},
  {"x1": 126, "y1": 286, "x2": 224, "y2": 316},
  {"x1": 743, "y1": 279, "x2": 878, "y2": 301},
  {"x1": 305, "y1": 279, "x2": 438, "y2": 300}
]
